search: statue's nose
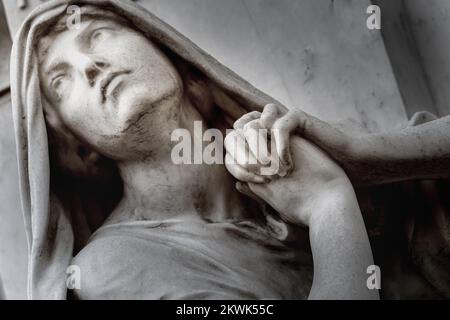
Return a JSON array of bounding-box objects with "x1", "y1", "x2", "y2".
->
[{"x1": 84, "y1": 61, "x2": 110, "y2": 87}]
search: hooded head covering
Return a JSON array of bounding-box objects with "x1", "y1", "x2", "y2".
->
[{"x1": 11, "y1": 0, "x2": 296, "y2": 299}]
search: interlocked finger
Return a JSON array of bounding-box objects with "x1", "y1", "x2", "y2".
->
[{"x1": 233, "y1": 111, "x2": 261, "y2": 130}]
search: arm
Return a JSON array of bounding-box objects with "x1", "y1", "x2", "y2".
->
[
  {"x1": 345, "y1": 116, "x2": 450, "y2": 184},
  {"x1": 244, "y1": 139, "x2": 378, "y2": 300},
  {"x1": 225, "y1": 114, "x2": 379, "y2": 299},
  {"x1": 295, "y1": 111, "x2": 450, "y2": 185},
  {"x1": 249, "y1": 104, "x2": 450, "y2": 185},
  {"x1": 307, "y1": 182, "x2": 378, "y2": 299}
]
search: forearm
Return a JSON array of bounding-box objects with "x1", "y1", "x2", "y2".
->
[
  {"x1": 350, "y1": 116, "x2": 450, "y2": 185},
  {"x1": 307, "y1": 181, "x2": 379, "y2": 300},
  {"x1": 297, "y1": 114, "x2": 450, "y2": 186}
]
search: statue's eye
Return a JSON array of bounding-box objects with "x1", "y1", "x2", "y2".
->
[
  {"x1": 52, "y1": 75, "x2": 64, "y2": 89},
  {"x1": 51, "y1": 74, "x2": 69, "y2": 98},
  {"x1": 90, "y1": 28, "x2": 113, "y2": 46}
]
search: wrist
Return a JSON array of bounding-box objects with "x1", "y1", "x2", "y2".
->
[
  {"x1": 309, "y1": 184, "x2": 358, "y2": 224},
  {"x1": 296, "y1": 177, "x2": 355, "y2": 227}
]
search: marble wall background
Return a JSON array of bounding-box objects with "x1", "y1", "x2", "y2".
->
[
  {"x1": 405, "y1": 0, "x2": 450, "y2": 117},
  {"x1": 0, "y1": 0, "x2": 448, "y2": 299}
]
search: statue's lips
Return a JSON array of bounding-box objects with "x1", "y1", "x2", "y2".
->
[{"x1": 100, "y1": 70, "x2": 131, "y2": 103}]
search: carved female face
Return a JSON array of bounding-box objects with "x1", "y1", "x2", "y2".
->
[{"x1": 38, "y1": 17, "x2": 184, "y2": 160}]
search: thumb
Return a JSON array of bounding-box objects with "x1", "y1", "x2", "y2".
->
[
  {"x1": 236, "y1": 182, "x2": 263, "y2": 204},
  {"x1": 271, "y1": 128, "x2": 293, "y2": 176},
  {"x1": 247, "y1": 182, "x2": 272, "y2": 202}
]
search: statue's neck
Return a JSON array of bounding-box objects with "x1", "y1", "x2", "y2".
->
[
  {"x1": 106, "y1": 98, "x2": 256, "y2": 225},
  {"x1": 109, "y1": 158, "x2": 252, "y2": 223}
]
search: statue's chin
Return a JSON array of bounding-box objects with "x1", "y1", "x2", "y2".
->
[
  {"x1": 110, "y1": 88, "x2": 181, "y2": 145},
  {"x1": 117, "y1": 83, "x2": 180, "y2": 116}
]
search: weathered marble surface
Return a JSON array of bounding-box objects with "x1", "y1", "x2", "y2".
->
[
  {"x1": 373, "y1": 0, "x2": 438, "y2": 118},
  {"x1": 138, "y1": 0, "x2": 407, "y2": 132},
  {"x1": 373, "y1": 0, "x2": 450, "y2": 118},
  {"x1": 0, "y1": 4, "x2": 11, "y2": 92},
  {"x1": 0, "y1": 93, "x2": 27, "y2": 300},
  {"x1": 2, "y1": 0, "x2": 135, "y2": 34},
  {"x1": 404, "y1": 0, "x2": 450, "y2": 117},
  {"x1": 0, "y1": 0, "x2": 27, "y2": 301},
  {"x1": 0, "y1": 0, "x2": 408, "y2": 299},
  {"x1": 2, "y1": 0, "x2": 408, "y2": 130}
]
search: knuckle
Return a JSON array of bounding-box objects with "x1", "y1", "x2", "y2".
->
[
  {"x1": 263, "y1": 104, "x2": 279, "y2": 118},
  {"x1": 248, "y1": 111, "x2": 262, "y2": 118},
  {"x1": 243, "y1": 119, "x2": 260, "y2": 132},
  {"x1": 264, "y1": 103, "x2": 279, "y2": 112},
  {"x1": 274, "y1": 113, "x2": 296, "y2": 131},
  {"x1": 272, "y1": 119, "x2": 287, "y2": 131},
  {"x1": 263, "y1": 103, "x2": 277, "y2": 112},
  {"x1": 260, "y1": 115, "x2": 276, "y2": 129},
  {"x1": 233, "y1": 111, "x2": 260, "y2": 129}
]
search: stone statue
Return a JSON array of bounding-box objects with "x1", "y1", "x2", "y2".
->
[{"x1": 11, "y1": 0, "x2": 377, "y2": 299}]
